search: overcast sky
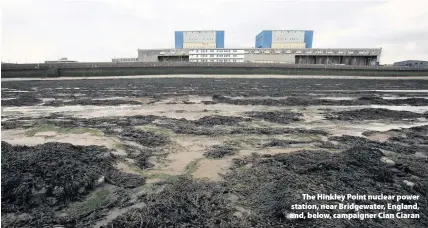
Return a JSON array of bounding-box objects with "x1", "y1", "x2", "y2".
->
[{"x1": 2, "y1": 0, "x2": 427, "y2": 64}]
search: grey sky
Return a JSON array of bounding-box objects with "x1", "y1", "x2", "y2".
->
[{"x1": 2, "y1": 0, "x2": 427, "y2": 64}]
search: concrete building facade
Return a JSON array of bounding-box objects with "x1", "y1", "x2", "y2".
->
[
  {"x1": 138, "y1": 48, "x2": 381, "y2": 66},
  {"x1": 112, "y1": 58, "x2": 138, "y2": 63},
  {"x1": 189, "y1": 49, "x2": 244, "y2": 62},
  {"x1": 45, "y1": 57, "x2": 77, "y2": 64},
  {"x1": 255, "y1": 30, "x2": 314, "y2": 48},
  {"x1": 175, "y1": 31, "x2": 225, "y2": 49},
  {"x1": 393, "y1": 60, "x2": 428, "y2": 68}
]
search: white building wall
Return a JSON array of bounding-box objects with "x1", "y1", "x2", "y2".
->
[
  {"x1": 137, "y1": 48, "x2": 382, "y2": 64},
  {"x1": 112, "y1": 58, "x2": 139, "y2": 63},
  {"x1": 244, "y1": 54, "x2": 295, "y2": 64},
  {"x1": 271, "y1": 43, "x2": 306, "y2": 49},
  {"x1": 189, "y1": 49, "x2": 244, "y2": 62},
  {"x1": 183, "y1": 42, "x2": 216, "y2": 49}
]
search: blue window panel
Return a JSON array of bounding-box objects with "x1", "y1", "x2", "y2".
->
[
  {"x1": 304, "y1": 30, "x2": 314, "y2": 48},
  {"x1": 255, "y1": 31, "x2": 272, "y2": 48},
  {"x1": 216, "y1": 31, "x2": 225, "y2": 48},
  {"x1": 263, "y1": 31, "x2": 272, "y2": 48},
  {"x1": 175, "y1": 31, "x2": 184, "y2": 49}
]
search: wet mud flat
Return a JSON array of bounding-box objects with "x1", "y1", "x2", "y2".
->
[{"x1": 1, "y1": 77, "x2": 428, "y2": 228}]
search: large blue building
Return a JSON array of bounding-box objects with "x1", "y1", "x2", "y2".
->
[
  {"x1": 175, "y1": 30, "x2": 224, "y2": 49},
  {"x1": 255, "y1": 30, "x2": 313, "y2": 48}
]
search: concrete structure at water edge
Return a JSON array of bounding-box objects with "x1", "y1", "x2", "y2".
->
[
  {"x1": 3, "y1": 61, "x2": 428, "y2": 78},
  {"x1": 112, "y1": 58, "x2": 139, "y2": 63},
  {"x1": 138, "y1": 48, "x2": 382, "y2": 66},
  {"x1": 393, "y1": 60, "x2": 428, "y2": 68},
  {"x1": 255, "y1": 30, "x2": 314, "y2": 48},
  {"x1": 175, "y1": 30, "x2": 225, "y2": 49},
  {"x1": 45, "y1": 57, "x2": 77, "y2": 64}
]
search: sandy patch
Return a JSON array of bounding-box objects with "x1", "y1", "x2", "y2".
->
[
  {"x1": 288, "y1": 120, "x2": 428, "y2": 137},
  {"x1": 115, "y1": 162, "x2": 139, "y2": 175},
  {"x1": 366, "y1": 132, "x2": 391, "y2": 142},
  {"x1": 193, "y1": 158, "x2": 233, "y2": 181},
  {"x1": 34, "y1": 131, "x2": 58, "y2": 137},
  {"x1": 148, "y1": 136, "x2": 222, "y2": 175},
  {"x1": 1, "y1": 129, "x2": 122, "y2": 150},
  {"x1": 158, "y1": 151, "x2": 203, "y2": 175},
  {"x1": 299, "y1": 107, "x2": 326, "y2": 123}
]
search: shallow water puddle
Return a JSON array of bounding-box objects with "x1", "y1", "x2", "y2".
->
[
  {"x1": 369, "y1": 105, "x2": 428, "y2": 113},
  {"x1": 317, "y1": 97, "x2": 356, "y2": 100},
  {"x1": 1, "y1": 102, "x2": 284, "y2": 120},
  {"x1": 382, "y1": 96, "x2": 428, "y2": 100},
  {"x1": 1, "y1": 129, "x2": 122, "y2": 150}
]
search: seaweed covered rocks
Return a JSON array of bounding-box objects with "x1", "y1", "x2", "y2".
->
[
  {"x1": 193, "y1": 115, "x2": 250, "y2": 126},
  {"x1": 326, "y1": 134, "x2": 426, "y2": 155},
  {"x1": 223, "y1": 146, "x2": 428, "y2": 228},
  {"x1": 245, "y1": 110, "x2": 303, "y2": 124},
  {"x1": 1, "y1": 142, "x2": 145, "y2": 213},
  {"x1": 204, "y1": 144, "x2": 238, "y2": 158},
  {"x1": 212, "y1": 94, "x2": 428, "y2": 107},
  {"x1": 1, "y1": 96, "x2": 42, "y2": 107},
  {"x1": 364, "y1": 125, "x2": 428, "y2": 147},
  {"x1": 326, "y1": 108, "x2": 425, "y2": 121},
  {"x1": 2, "y1": 77, "x2": 428, "y2": 228},
  {"x1": 262, "y1": 139, "x2": 316, "y2": 147},
  {"x1": 119, "y1": 128, "x2": 170, "y2": 147},
  {"x1": 2, "y1": 142, "x2": 108, "y2": 212},
  {"x1": 103, "y1": 177, "x2": 239, "y2": 228}
]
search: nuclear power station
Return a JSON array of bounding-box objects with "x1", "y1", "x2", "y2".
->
[{"x1": 116, "y1": 29, "x2": 381, "y2": 66}]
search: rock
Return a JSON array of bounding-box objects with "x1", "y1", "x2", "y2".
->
[
  {"x1": 95, "y1": 176, "x2": 105, "y2": 187},
  {"x1": 403, "y1": 180, "x2": 415, "y2": 187},
  {"x1": 380, "y1": 156, "x2": 396, "y2": 166}
]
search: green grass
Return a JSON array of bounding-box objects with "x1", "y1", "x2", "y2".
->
[
  {"x1": 25, "y1": 124, "x2": 102, "y2": 137},
  {"x1": 135, "y1": 125, "x2": 173, "y2": 136},
  {"x1": 66, "y1": 187, "x2": 112, "y2": 217},
  {"x1": 184, "y1": 158, "x2": 204, "y2": 175}
]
